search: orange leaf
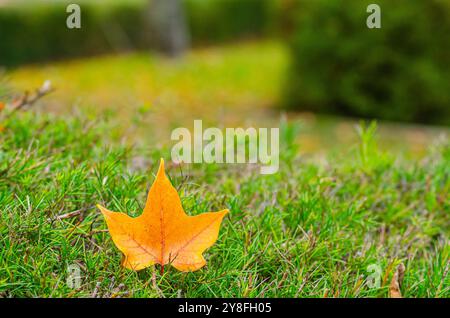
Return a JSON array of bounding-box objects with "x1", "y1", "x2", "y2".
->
[
  {"x1": 97, "y1": 159, "x2": 228, "y2": 272},
  {"x1": 0, "y1": 101, "x2": 5, "y2": 111}
]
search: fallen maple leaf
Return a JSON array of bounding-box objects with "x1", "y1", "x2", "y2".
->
[{"x1": 97, "y1": 159, "x2": 228, "y2": 272}]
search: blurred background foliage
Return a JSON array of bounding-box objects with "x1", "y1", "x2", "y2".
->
[
  {"x1": 0, "y1": 0, "x2": 287, "y2": 66},
  {"x1": 0, "y1": 76, "x2": 8, "y2": 101},
  {"x1": 0, "y1": 0, "x2": 158, "y2": 65},
  {"x1": 0, "y1": 0, "x2": 449, "y2": 126},
  {"x1": 284, "y1": 0, "x2": 450, "y2": 125}
]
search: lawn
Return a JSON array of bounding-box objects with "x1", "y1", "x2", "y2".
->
[
  {"x1": 0, "y1": 41, "x2": 449, "y2": 297},
  {"x1": 6, "y1": 41, "x2": 447, "y2": 157}
]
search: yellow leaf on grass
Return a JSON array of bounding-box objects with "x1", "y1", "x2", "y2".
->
[{"x1": 98, "y1": 159, "x2": 228, "y2": 272}]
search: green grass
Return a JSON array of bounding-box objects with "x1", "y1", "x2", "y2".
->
[
  {"x1": 7, "y1": 40, "x2": 446, "y2": 158},
  {"x1": 8, "y1": 41, "x2": 287, "y2": 120},
  {"x1": 0, "y1": 110, "x2": 448, "y2": 297}
]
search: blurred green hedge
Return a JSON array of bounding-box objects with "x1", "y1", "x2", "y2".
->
[
  {"x1": 0, "y1": 0, "x2": 287, "y2": 67},
  {"x1": 0, "y1": 1, "x2": 147, "y2": 66},
  {"x1": 185, "y1": 0, "x2": 278, "y2": 43},
  {"x1": 283, "y1": 0, "x2": 450, "y2": 125}
]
